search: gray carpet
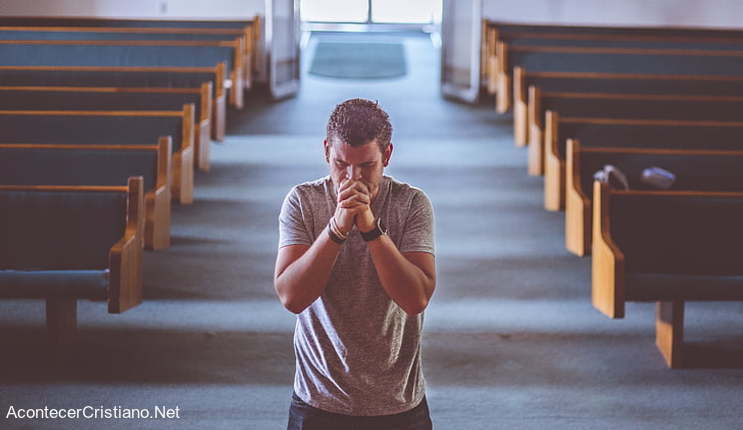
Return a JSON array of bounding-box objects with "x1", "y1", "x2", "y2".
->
[
  {"x1": 1, "y1": 32, "x2": 743, "y2": 429},
  {"x1": 309, "y1": 41, "x2": 407, "y2": 79}
]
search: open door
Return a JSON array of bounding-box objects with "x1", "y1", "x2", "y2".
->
[
  {"x1": 267, "y1": 0, "x2": 301, "y2": 99},
  {"x1": 441, "y1": 0, "x2": 482, "y2": 103}
]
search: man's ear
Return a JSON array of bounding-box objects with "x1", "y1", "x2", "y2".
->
[
  {"x1": 323, "y1": 139, "x2": 330, "y2": 163},
  {"x1": 383, "y1": 143, "x2": 394, "y2": 167}
]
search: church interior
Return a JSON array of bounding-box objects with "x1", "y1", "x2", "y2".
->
[{"x1": 1, "y1": 1, "x2": 742, "y2": 428}]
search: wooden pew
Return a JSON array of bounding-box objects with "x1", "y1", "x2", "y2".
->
[
  {"x1": 0, "y1": 38, "x2": 244, "y2": 109},
  {"x1": 0, "y1": 107, "x2": 194, "y2": 204},
  {"x1": 566, "y1": 142, "x2": 743, "y2": 256},
  {"x1": 0, "y1": 65, "x2": 227, "y2": 142},
  {"x1": 514, "y1": 69, "x2": 743, "y2": 148},
  {"x1": 495, "y1": 44, "x2": 743, "y2": 113},
  {"x1": 0, "y1": 177, "x2": 144, "y2": 343},
  {"x1": 0, "y1": 85, "x2": 212, "y2": 171},
  {"x1": 0, "y1": 15, "x2": 260, "y2": 89},
  {"x1": 0, "y1": 25, "x2": 253, "y2": 90},
  {"x1": 482, "y1": 20, "x2": 743, "y2": 99},
  {"x1": 591, "y1": 181, "x2": 743, "y2": 368},
  {"x1": 0, "y1": 138, "x2": 171, "y2": 250},
  {"x1": 541, "y1": 95, "x2": 743, "y2": 211}
]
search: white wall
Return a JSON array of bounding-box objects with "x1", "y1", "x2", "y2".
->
[
  {"x1": 482, "y1": 0, "x2": 743, "y2": 29},
  {"x1": 0, "y1": 0, "x2": 263, "y2": 19}
]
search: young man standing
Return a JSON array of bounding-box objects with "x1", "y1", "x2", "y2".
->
[{"x1": 274, "y1": 98, "x2": 436, "y2": 430}]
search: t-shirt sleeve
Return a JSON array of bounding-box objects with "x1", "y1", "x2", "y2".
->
[
  {"x1": 278, "y1": 186, "x2": 313, "y2": 249},
  {"x1": 399, "y1": 189, "x2": 435, "y2": 255}
]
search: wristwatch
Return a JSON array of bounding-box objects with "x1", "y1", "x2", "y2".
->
[{"x1": 360, "y1": 217, "x2": 387, "y2": 242}]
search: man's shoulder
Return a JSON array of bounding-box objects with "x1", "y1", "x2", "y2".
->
[
  {"x1": 386, "y1": 176, "x2": 430, "y2": 203},
  {"x1": 289, "y1": 176, "x2": 332, "y2": 199}
]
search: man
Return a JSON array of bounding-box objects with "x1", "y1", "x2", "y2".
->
[{"x1": 274, "y1": 98, "x2": 436, "y2": 430}]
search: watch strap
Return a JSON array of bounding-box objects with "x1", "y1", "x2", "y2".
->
[{"x1": 361, "y1": 218, "x2": 386, "y2": 242}]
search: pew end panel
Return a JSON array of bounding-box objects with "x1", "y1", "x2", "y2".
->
[
  {"x1": 513, "y1": 67, "x2": 528, "y2": 147},
  {"x1": 109, "y1": 176, "x2": 144, "y2": 314},
  {"x1": 591, "y1": 181, "x2": 626, "y2": 319},
  {"x1": 194, "y1": 81, "x2": 213, "y2": 172},
  {"x1": 544, "y1": 110, "x2": 566, "y2": 211},
  {"x1": 486, "y1": 26, "x2": 499, "y2": 94},
  {"x1": 242, "y1": 34, "x2": 253, "y2": 90},
  {"x1": 212, "y1": 62, "x2": 227, "y2": 142},
  {"x1": 230, "y1": 37, "x2": 245, "y2": 109},
  {"x1": 146, "y1": 137, "x2": 172, "y2": 250},
  {"x1": 527, "y1": 85, "x2": 546, "y2": 177},
  {"x1": 565, "y1": 139, "x2": 591, "y2": 256},
  {"x1": 495, "y1": 41, "x2": 511, "y2": 113},
  {"x1": 172, "y1": 104, "x2": 195, "y2": 204}
]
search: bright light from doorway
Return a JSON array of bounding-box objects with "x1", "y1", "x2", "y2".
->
[
  {"x1": 301, "y1": 0, "x2": 442, "y2": 24},
  {"x1": 372, "y1": 0, "x2": 441, "y2": 24},
  {"x1": 301, "y1": 0, "x2": 368, "y2": 23}
]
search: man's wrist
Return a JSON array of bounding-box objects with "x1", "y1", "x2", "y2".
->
[
  {"x1": 328, "y1": 217, "x2": 347, "y2": 244},
  {"x1": 357, "y1": 210, "x2": 376, "y2": 233},
  {"x1": 360, "y1": 217, "x2": 387, "y2": 242}
]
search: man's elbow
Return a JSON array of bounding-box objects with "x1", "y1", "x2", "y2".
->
[
  {"x1": 275, "y1": 283, "x2": 307, "y2": 315},
  {"x1": 402, "y1": 279, "x2": 435, "y2": 316},
  {"x1": 401, "y1": 296, "x2": 430, "y2": 316},
  {"x1": 279, "y1": 294, "x2": 307, "y2": 314}
]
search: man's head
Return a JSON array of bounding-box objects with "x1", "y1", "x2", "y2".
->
[{"x1": 324, "y1": 99, "x2": 393, "y2": 199}]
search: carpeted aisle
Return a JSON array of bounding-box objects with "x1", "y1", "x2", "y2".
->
[{"x1": 1, "y1": 32, "x2": 742, "y2": 430}]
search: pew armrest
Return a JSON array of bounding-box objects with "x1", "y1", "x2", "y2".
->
[{"x1": 591, "y1": 181, "x2": 626, "y2": 318}]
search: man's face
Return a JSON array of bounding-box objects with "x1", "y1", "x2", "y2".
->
[{"x1": 324, "y1": 137, "x2": 392, "y2": 200}]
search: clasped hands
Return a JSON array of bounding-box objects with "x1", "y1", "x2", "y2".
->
[{"x1": 334, "y1": 178, "x2": 377, "y2": 235}]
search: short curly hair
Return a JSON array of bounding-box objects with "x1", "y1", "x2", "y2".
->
[{"x1": 326, "y1": 98, "x2": 392, "y2": 153}]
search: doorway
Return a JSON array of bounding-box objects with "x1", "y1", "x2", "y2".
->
[{"x1": 301, "y1": 0, "x2": 442, "y2": 27}]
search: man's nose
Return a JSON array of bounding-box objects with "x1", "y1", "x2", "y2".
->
[{"x1": 347, "y1": 166, "x2": 362, "y2": 180}]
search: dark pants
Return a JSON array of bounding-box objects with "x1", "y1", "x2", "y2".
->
[{"x1": 287, "y1": 392, "x2": 433, "y2": 430}]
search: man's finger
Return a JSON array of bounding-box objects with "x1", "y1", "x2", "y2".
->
[
  {"x1": 339, "y1": 200, "x2": 364, "y2": 209},
  {"x1": 337, "y1": 180, "x2": 359, "y2": 200},
  {"x1": 338, "y1": 186, "x2": 364, "y2": 201}
]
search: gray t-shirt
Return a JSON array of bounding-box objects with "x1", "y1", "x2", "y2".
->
[{"x1": 278, "y1": 175, "x2": 435, "y2": 416}]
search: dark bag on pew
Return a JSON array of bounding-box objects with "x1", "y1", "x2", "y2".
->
[{"x1": 564, "y1": 137, "x2": 743, "y2": 257}]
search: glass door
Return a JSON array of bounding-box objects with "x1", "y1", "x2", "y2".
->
[{"x1": 301, "y1": 0, "x2": 440, "y2": 25}]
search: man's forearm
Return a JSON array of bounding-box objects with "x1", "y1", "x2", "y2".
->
[
  {"x1": 275, "y1": 225, "x2": 341, "y2": 314},
  {"x1": 366, "y1": 235, "x2": 434, "y2": 316}
]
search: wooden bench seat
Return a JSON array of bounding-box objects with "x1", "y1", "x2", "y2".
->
[
  {"x1": 0, "y1": 177, "x2": 144, "y2": 343},
  {"x1": 495, "y1": 45, "x2": 743, "y2": 113},
  {"x1": 540, "y1": 93, "x2": 743, "y2": 211},
  {"x1": 0, "y1": 138, "x2": 171, "y2": 250},
  {"x1": 566, "y1": 143, "x2": 743, "y2": 256},
  {"x1": 0, "y1": 65, "x2": 227, "y2": 142},
  {"x1": 0, "y1": 16, "x2": 260, "y2": 89},
  {"x1": 0, "y1": 107, "x2": 194, "y2": 204},
  {"x1": 513, "y1": 69, "x2": 743, "y2": 147},
  {"x1": 0, "y1": 26, "x2": 251, "y2": 90},
  {"x1": 482, "y1": 20, "x2": 743, "y2": 98},
  {"x1": 0, "y1": 39, "x2": 244, "y2": 108},
  {"x1": 0, "y1": 85, "x2": 212, "y2": 171},
  {"x1": 591, "y1": 182, "x2": 743, "y2": 367}
]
